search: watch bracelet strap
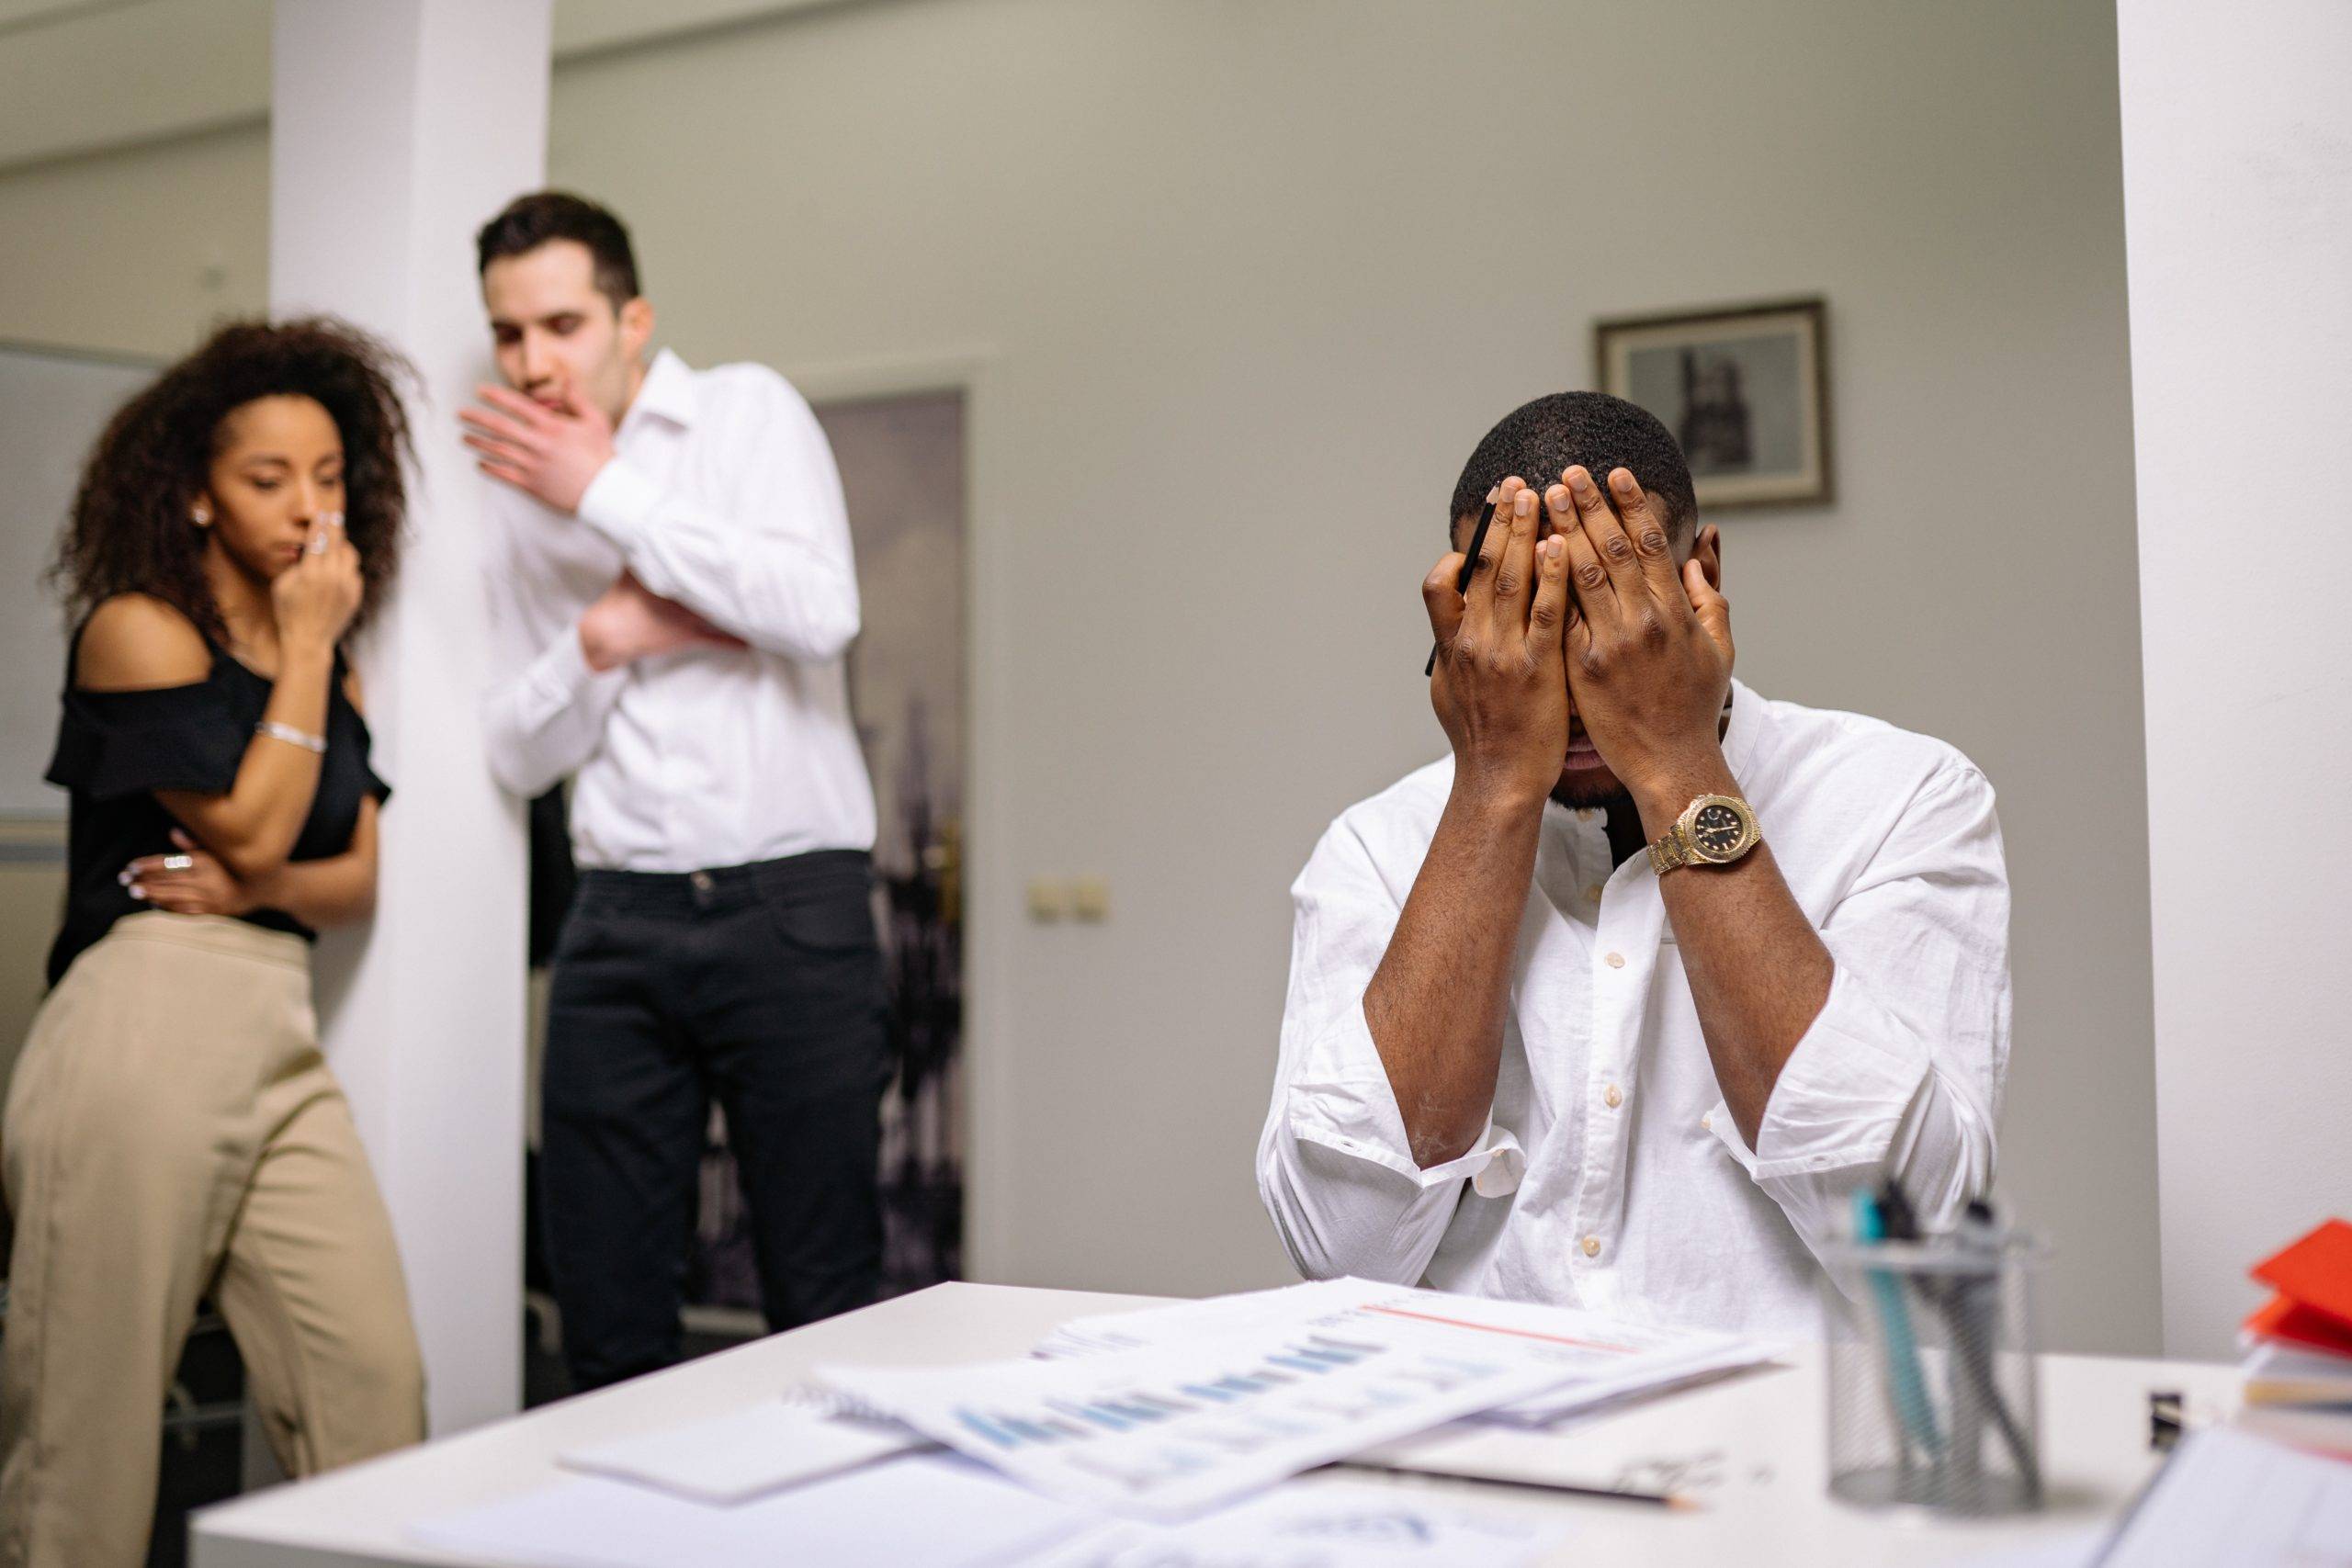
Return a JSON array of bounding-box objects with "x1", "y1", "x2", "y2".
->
[{"x1": 1647, "y1": 826, "x2": 1689, "y2": 875}]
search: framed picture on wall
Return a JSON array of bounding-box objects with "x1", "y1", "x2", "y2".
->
[{"x1": 1593, "y1": 298, "x2": 1832, "y2": 511}]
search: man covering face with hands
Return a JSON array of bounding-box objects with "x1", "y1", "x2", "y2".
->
[{"x1": 1257, "y1": 392, "x2": 2011, "y2": 1335}]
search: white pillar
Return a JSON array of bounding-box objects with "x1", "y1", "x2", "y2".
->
[
  {"x1": 269, "y1": 0, "x2": 548, "y2": 1431},
  {"x1": 2118, "y1": 0, "x2": 2352, "y2": 1358}
]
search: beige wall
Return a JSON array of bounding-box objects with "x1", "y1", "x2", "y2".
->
[{"x1": 0, "y1": 0, "x2": 2157, "y2": 1352}]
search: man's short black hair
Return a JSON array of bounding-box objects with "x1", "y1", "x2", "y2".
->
[
  {"x1": 1450, "y1": 391, "x2": 1699, "y2": 542},
  {"x1": 475, "y1": 190, "x2": 640, "y2": 310}
]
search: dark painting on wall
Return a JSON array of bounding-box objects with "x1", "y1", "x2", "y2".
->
[{"x1": 1595, "y1": 298, "x2": 1832, "y2": 511}]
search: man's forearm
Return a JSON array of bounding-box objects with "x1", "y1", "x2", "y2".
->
[
  {"x1": 482, "y1": 624, "x2": 621, "y2": 797},
  {"x1": 1634, "y1": 749, "x2": 1835, "y2": 1149},
  {"x1": 1363, "y1": 782, "x2": 1544, "y2": 1168}
]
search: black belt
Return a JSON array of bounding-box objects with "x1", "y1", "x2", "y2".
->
[{"x1": 575, "y1": 848, "x2": 872, "y2": 914}]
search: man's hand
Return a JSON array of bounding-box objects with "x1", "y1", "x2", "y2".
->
[
  {"x1": 1370, "y1": 476, "x2": 1572, "y2": 1169},
  {"x1": 1547, "y1": 466, "x2": 1735, "y2": 831},
  {"x1": 1422, "y1": 477, "x2": 1574, "y2": 810},
  {"x1": 578, "y1": 571, "x2": 747, "y2": 671},
  {"x1": 460, "y1": 376, "x2": 616, "y2": 515},
  {"x1": 122, "y1": 829, "x2": 259, "y2": 918}
]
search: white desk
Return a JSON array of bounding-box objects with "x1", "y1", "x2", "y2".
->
[{"x1": 194, "y1": 1281, "x2": 2235, "y2": 1568}]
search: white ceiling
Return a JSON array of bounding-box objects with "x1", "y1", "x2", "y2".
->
[{"x1": 0, "y1": 0, "x2": 850, "y2": 174}]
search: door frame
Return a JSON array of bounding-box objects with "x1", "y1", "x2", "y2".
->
[{"x1": 784, "y1": 346, "x2": 1013, "y2": 1285}]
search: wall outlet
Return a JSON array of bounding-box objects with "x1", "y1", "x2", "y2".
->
[
  {"x1": 1026, "y1": 878, "x2": 1069, "y2": 921},
  {"x1": 1069, "y1": 878, "x2": 1110, "y2": 922}
]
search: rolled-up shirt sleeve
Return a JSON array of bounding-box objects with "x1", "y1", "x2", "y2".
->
[
  {"x1": 1256, "y1": 818, "x2": 1525, "y2": 1285},
  {"x1": 1706, "y1": 761, "x2": 2009, "y2": 1259},
  {"x1": 480, "y1": 534, "x2": 628, "y2": 799}
]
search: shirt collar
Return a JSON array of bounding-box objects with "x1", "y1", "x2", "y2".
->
[
  {"x1": 1723, "y1": 675, "x2": 1764, "y2": 783},
  {"x1": 620, "y1": 348, "x2": 697, "y2": 438}
]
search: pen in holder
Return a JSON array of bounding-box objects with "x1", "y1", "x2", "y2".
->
[{"x1": 1818, "y1": 1199, "x2": 2046, "y2": 1517}]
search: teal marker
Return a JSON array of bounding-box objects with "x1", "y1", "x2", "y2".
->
[{"x1": 1855, "y1": 1187, "x2": 1943, "y2": 1461}]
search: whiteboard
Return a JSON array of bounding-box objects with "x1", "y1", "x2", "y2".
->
[{"x1": 0, "y1": 342, "x2": 160, "y2": 818}]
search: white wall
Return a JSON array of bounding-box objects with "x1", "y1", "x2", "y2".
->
[
  {"x1": 0, "y1": 345, "x2": 159, "y2": 815},
  {"x1": 0, "y1": 0, "x2": 2158, "y2": 1353},
  {"x1": 2117, "y1": 0, "x2": 2352, "y2": 1358},
  {"x1": 265, "y1": 0, "x2": 547, "y2": 1433}
]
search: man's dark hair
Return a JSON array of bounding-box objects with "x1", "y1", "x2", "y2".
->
[
  {"x1": 475, "y1": 190, "x2": 640, "y2": 310},
  {"x1": 1450, "y1": 391, "x2": 1699, "y2": 542}
]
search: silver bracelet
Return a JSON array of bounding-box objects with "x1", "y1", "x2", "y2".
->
[{"x1": 254, "y1": 719, "x2": 327, "y2": 754}]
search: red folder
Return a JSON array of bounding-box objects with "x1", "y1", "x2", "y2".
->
[
  {"x1": 2247, "y1": 1219, "x2": 2352, "y2": 1355},
  {"x1": 2244, "y1": 1292, "x2": 2352, "y2": 1358}
]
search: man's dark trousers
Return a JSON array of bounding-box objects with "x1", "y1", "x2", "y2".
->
[{"x1": 540, "y1": 848, "x2": 888, "y2": 1391}]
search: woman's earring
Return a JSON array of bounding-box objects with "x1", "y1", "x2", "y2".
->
[{"x1": 190, "y1": 502, "x2": 212, "y2": 527}]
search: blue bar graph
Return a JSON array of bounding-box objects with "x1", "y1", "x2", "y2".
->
[
  {"x1": 1050, "y1": 1397, "x2": 1130, "y2": 1431},
  {"x1": 956, "y1": 1408, "x2": 1019, "y2": 1448}
]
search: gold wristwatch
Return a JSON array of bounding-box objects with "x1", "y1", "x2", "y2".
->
[{"x1": 1647, "y1": 794, "x2": 1761, "y2": 874}]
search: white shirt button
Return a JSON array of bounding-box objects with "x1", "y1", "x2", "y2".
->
[
  {"x1": 1604, "y1": 1085, "x2": 1623, "y2": 1109},
  {"x1": 1575, "y1": 808, "x2": 1595, "y2": 822},
  {"x1": 1604, "y1": 951, "x2": 1625, "y2": 969},
  {"x1": 1701, "y1": 1113, "x2": 1713, "y2": 1132},
  {"x1": 1581, "y1": 1235, "x2": 1601, "y2": 1258},
  {"x1": 1585, "y1": 884, "x2": 1604, "y2": 904}
]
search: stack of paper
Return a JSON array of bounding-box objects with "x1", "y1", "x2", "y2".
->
[
  {"x1": 1020, "y1": 1477, "x2": 1569, "y2": 1566},
  {"x1": 410, "y1": 1280, "x2": 1773, "y2": 1565},
  {"x1": 2095, "y1": 1425, "x2": 2352, "y2": 1565},
  {"x1": 417, "y1": 1455, "x2": 1570, "y2": 1568},
  {"x1": 814, "y1": 1278, "x2": 1777, "y2": 1517},
  {"x1": 2237, "y1": 1217, "x2": 2352, "y2": 1457},
  {"x1": 413, "y1": 1452, "x2": 1097, "y2": 1568},
  {"x1": 1037, "y1": 1277, "x2": 1780, "y2": 1428},
  {"x1": 813, "y1": 1313, "x2": 1567, "y2": 1517},
  {"x1": 556, "y1": 1396, "x2": 925, "y2": 1504}
]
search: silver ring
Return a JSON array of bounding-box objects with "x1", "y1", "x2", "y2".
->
[{"x1": 161, "y1": 853, "x2": 194, "y2": 872}]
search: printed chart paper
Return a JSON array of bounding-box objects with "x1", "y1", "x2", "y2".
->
[
  {"x1": 557, "y1": 1397, "x2": 924, "y2": 1504},
  {"x1": 1042, "y1": 1278, "x2": 1778, "y2": 1427},
  {"x1": 411, "y1": 1452, "x2": 1091, "y2": 1568},
  {"x1": 1025, "y1": 1477, "x2": 1570, "y2": 1567},
  {"x1": 817, "y1": 1280, "x2": 1755, "y2": 1517}
]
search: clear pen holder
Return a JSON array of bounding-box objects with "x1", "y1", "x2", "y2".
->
[{"x1": 1816, "y1": 1231, "x2": 2046, "y2": 1517}]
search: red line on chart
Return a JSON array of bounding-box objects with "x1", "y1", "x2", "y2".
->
[{"x1": 1360, "y1": 1304, "x2": 1635, "y2": 1354}]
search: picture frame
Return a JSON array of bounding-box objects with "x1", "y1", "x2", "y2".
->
[{"x1": 1593, "y1": 297, "x2": 1832, "y2": 511}]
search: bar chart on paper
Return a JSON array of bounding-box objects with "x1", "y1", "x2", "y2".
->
[
  {"x1": 953, "y1": 1333, "x2": 1502, "y2": 1449},
  {"x1": 1039, "y1": 1278, "x2": 1781, "y2": 1427},
  {"x1": 819, "y1": 1321, "x2": 1568, "y2": 1517}
]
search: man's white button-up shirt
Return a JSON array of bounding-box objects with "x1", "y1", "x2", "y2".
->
[
  {"x1": 481, "y1": 349, "x2": 876, "y2": 871},
  {"x1": 1256, "y1": 680, "x2": 2010, "y2": 1337}
]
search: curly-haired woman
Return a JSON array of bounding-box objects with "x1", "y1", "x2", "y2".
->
[{"x1": 0, "y1": 319, "x2": 425, "y2": 1568}]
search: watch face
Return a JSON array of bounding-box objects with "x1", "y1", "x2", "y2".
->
[{"x1": 1691, "y1": 801, "x2": 1747, "y2": 859}]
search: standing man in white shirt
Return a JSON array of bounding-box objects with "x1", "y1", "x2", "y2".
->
[
  {"x1": 1258, "y1": 392, "x2": 2010, "y2": 1337},
  {"x1": 460, "y1": 192, "x2": 885, "y2": 1389}
]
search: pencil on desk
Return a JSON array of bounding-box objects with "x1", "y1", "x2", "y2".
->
[{"x1": 1331, "y1": 1458, "x2": 1698, "y2": 1511}]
